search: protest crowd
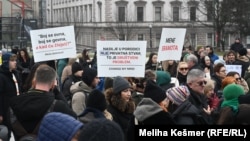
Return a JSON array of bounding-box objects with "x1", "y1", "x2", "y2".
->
[{"x1": 1, "y1": 37, "x2": 250, "y2": 141}]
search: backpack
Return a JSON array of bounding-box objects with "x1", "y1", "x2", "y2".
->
[
  {"x1": 69, "y1": 89, "x2": 89, "y2": 109},
  {"x1": 10, "y1": 99, "x2": 57, "y2": 141}
]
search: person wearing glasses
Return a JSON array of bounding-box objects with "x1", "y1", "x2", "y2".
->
[
  {"x1": 226, "y1": 71, "x2": 249, "y2": 94},
  {"x1": 211, "y1": 63, "x2": 227, "y2": 98},
  {"x1": 176, "y1": 61, "x2": 189, "y2": 85},
  {"x1": 186, "y1": 69, "x2": 212, "y2": 124}
]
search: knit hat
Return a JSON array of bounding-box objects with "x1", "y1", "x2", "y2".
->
[
  {"x1": 238, "y1": 48, "x2": 247, "y2": 56},
  {"x1": 2, "y1": 52, "x2": 13, "y2": 69},
  {"x1": 87, "y1": 89, "x2": 107, "y2": 111},
  {"x1": 37, "y1": 112, "x2": 83, "y2": 141},
  {"x1": 113, "y1": 76, "x2": 131, "y2": 94},
  {"x1": 144, "y1": 80, "x2": 167, "y2": 103},
  {"x1": 71, "y1": 62, "x2": 82, "y2": 74},
  {"x1": 221, "y1": 84, "x2": 244, "y2": 114},
  {"x1": 166, "y1": 85, "x2": 190, "y2": 106},
  {"x1": 156, "y1": 71, "x2": 171, "y2": 86},
  {"x1": 82, "y1": 68, "x2": 97, "y2": 86},
  {"x1": 78, "y1": 118, "x2": 124, "y2": 141}
]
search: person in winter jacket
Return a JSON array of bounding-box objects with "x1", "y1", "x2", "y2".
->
[
  {"x1": 10, "y1": 64, "x2": 77, "y2": 141},
  {"x1": 0, "y1": 52, "x2": 21, "y2": 140}
]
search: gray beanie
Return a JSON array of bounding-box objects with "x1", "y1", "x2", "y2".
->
[{"x1": 113, "y1": 76, "x2": 131, "y2": 94}]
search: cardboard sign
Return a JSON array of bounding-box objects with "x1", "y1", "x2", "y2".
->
[
  {"x1": 97, "y1": 41, "x2": 147, "y2": 77},
  {"x1": 30, "y1": 26, "x2": 77, "y2": 62},
  {"x1": 225, "y1": 65, "x2": 242, "y2": 76},
  {"x1": 157, "y1": 28, "x2": 186, "y2": 61}
]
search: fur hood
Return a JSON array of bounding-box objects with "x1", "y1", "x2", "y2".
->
[{"x1": 105, "y1": 88, "x2": 135, "y2": 114}]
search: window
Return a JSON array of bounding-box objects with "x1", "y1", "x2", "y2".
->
[
  {"x1": 98, "y1": 2, "x2": 102, "y2": 22},
  {"x1": 89, "y1": 4, "x2": 92, "y2": 22},
  {"x1": 173, "y1": 7, "x2": 179, "y2": 22},
  {"x1": 118, "y1": 7, "x2": 125, "y2": 22},
  {"x1": 191, "y1": 33, "x2": 196, "y2": 48},
  {"x1": 206, "y1": 1, "x2": 213, "y2": 21},
  {"x1": 207, "y1": 33, "x2": 214, "y2": 46},
  {"x1": 119, "y1": 34, "x2": 126, "y2": 40},
  {"x1": 138, "y1": 34, "x2": 144, "y2": 40},
  {"x1": 155, "y1": 7, "x2": 161, "y2": 21},
  {"x1": 156, "y1": 34, "x2": 161, "y2": 48},
  {"x1": 190, "y1": 7, "x2": 196, "y2": 21},
  {"x1": 137, "y1": 7, "x2": 144, "y2": 21}
]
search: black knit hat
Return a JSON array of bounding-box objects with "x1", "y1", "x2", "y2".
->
[
  {"x1": 82, "y1": 68, "x2": 97, "y2": 86},
  {"x1": 87, "y1": 89, "x2": 107, "y2": 111},
  {"x1": 113, "y1": 76, "x2": 131, "y2": 94},
  {"x1": 71, "y1": 62, "x2": 82, "y2": 74},
  {"x1": 144, "y1": 80, "x2": 167, "y2": 103},
  {"x1": 78, "y1": 118, "x2": 124, "y2": 141}
]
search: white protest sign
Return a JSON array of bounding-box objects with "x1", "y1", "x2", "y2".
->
[
  {"x1": 157, "y1": 28, "x2": 186, "y2": 61},
  {"x1": 225, "y1": 65, "x2": 242, "y2": 76},
  {"x1": 97, "y1": 41, "x2": 147, "y2": 77},
  {"x1": 30, "y1": 26, "x2": 77, "y2": 62}
]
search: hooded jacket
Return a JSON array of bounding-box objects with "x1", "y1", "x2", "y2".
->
[
  {"x1": 10, "y1": 89, "x2": 77, "y2": 140},
  {"x1": 70, "y1": 81, "x2": 92, "y2": 115}
]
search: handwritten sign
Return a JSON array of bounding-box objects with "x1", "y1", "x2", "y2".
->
[
  {"x1": 30, "y1": 26, "x2": 77, "y2": 62},
  {"x1": 157, "y1": 28, "x2": 186, "y2": 61},
  {"x1": 97, "y1": 41, "x2": 147, "y2": 77}
]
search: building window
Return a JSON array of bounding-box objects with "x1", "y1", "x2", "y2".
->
[
  {"x1": 89, "y1": 4, "x2": 92, "y2": 22},
  {"x1": 137, "y1": 7, "x2": 144, "y2": 22},
  {"x1": 156, "y1": 34, "x2": 161, "y2": 48},
  {"x1": 155, "y1": 7, "x2": 161, "y2": 21},
  {"x1": 138, "y1": 34, "x2": 144, "y2": 40},
  {"x1": 98, "y1": 2, "x2": 102, "y2": 22},
  {"x1": 173, "y1": 7, "x2": 179, "y2": 22},
  {"x1": 191, "y1": 33, "x2": 196, "y2": 48},
  {"x1": 119, "y1": 34, "x2": 126, "y2": 40},
  {"x1": 206, "y1": 1, "x2": 213, "y2": 21},
  {"x1": 84, "y1": 5, "x2": 87, "y2": 22},
  {"x1": 190, "y1": 7, "x2": 196, "y2": 21},
  {"x1": 118, "y1": 7, "x2": 125, "y2": 22},
  {"x1": 207, "y1": 33, "x2": 214, "y2": 46}
]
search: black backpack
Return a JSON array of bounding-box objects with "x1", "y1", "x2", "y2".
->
[{"x1": 10, "y1": 100, "x2": 57, "y2": 141}]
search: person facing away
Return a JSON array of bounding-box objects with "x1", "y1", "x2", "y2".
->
[
  {"x1": 70, "y1": 68, "x2": 100, "y2": 115},
  {"x1": 37, "y1": 112, "x2": 83, "y2": 141},
  {"x1": 78, "y1": 89, "x2": 112, "y2": 124},
  {"x1": 62, "y1": 62, "x2": 83, "y2": 104},
  {"x1": 0, "y1": 52, "x2": 21, "y2": 140},
  {"x1": 78, "y1": 118, "x2": 124, "y2": 141},
  {"x1": 9, "y1": 64, "x2": 77, "y2": 140}
]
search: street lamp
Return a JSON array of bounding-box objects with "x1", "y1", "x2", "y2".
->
[{"x1": 149, "y1": 24, "x2": 152, "y2": 48}]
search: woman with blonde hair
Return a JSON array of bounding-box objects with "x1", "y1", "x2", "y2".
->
[{"x1": 176, "y1": 61, "x2": 189, "y2": 85}]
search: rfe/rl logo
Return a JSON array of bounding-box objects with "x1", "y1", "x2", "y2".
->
[{"x1": 166, "y1": 38, "x2": 176, "y2": 43}]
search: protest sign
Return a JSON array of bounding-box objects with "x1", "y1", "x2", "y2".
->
[
  {"x1": 157, "y1": 28, "x2": 186, "y2": 62},
  {"x1": 225, "y1": 65, "x2": 242, "y2": 76},
  {"x1": 97, "y1": 41, "x2": 147, "y2": 77},
  {"x1": 30, "y1": 26, "x2": 77, "y2": 62}
]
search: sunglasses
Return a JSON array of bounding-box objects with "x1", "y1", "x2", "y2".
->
[
  {"x1": 197, "y1": 80, "x2": 207, "y2": 86},
  {"x1": 179, "y1": 68, "x2": 188, "y2": 71},
  {"x1": 235, "y1": 77, "x2": 241, "y2": 81}
]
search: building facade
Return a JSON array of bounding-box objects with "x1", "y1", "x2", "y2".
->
[{"x1": 0, "y1": 0, "x2": 246, "y2": 51}]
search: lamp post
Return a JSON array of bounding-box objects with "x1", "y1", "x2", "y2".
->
[{"x1": 149, "y1": 24, "x2": 152, "y2": 48}]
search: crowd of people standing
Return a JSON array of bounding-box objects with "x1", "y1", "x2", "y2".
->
[{"x1": 1, "y1": 37, "x2": 250, "y2": 141}]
